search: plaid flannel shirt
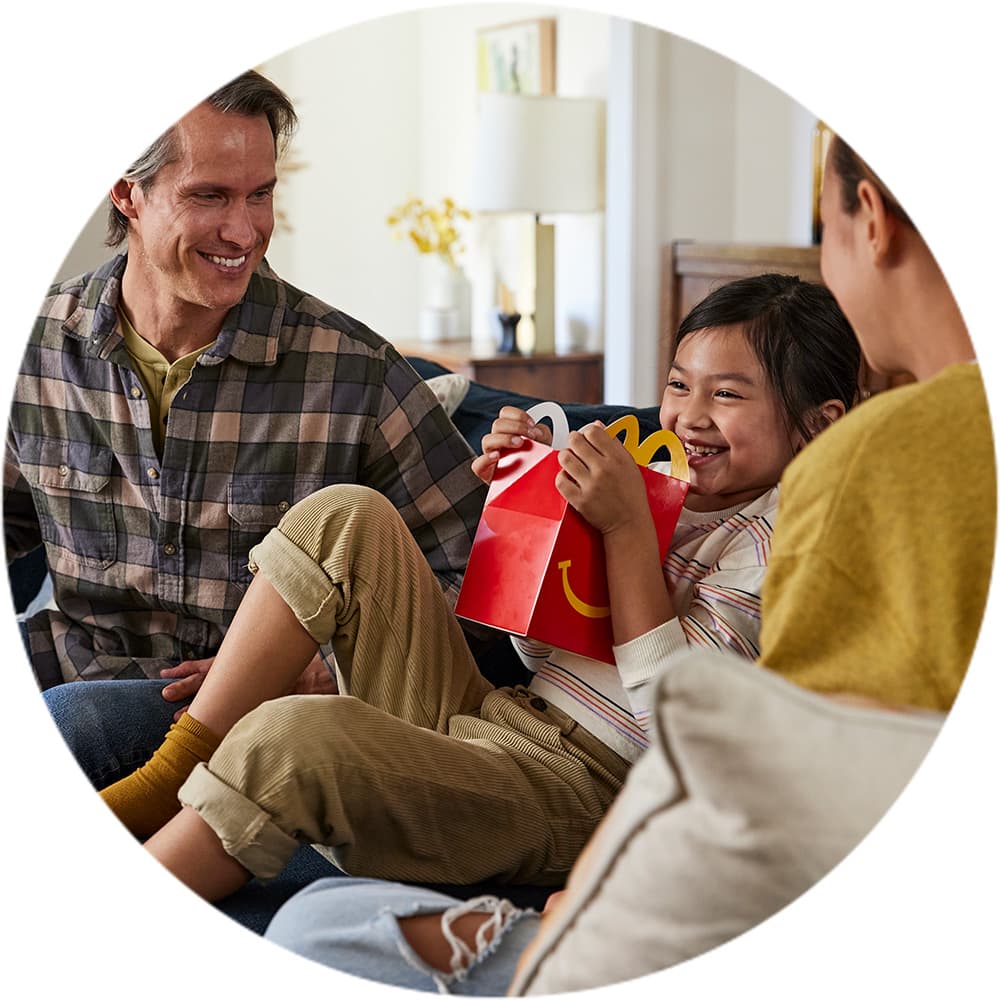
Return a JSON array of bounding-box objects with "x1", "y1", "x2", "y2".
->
[{"x1": 5, "y1": 254, "x2": 487, "y2": 689}]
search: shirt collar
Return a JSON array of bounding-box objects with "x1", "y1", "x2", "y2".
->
[{"x1": 62, "y1": 253, "x2": 285, "y2": 367}]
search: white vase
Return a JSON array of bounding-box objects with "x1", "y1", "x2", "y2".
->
[
  {"x1": 419, "y1": 307, "x2": 459, "y2": 344},
  {"x1": 421, "y1": 259, "x2": 470, "y2": 342}
]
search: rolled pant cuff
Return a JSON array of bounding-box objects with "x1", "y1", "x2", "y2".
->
[
  {"x1": 248, "y1": 527, "x2": 338, "y2": 645},
  {"x1": 178, "y1": 762, "x2": 301, "y2": 881}
]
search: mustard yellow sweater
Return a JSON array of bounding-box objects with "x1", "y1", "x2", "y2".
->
[{"x1": 759, "y1": 363, "x2": 995, "y2": 710}]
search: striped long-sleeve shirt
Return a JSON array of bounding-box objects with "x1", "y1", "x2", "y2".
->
[
  {"x1": 5, "y1": 254, "x2": 487, "y2": 689},
  {"x1": 514, "y1": 486, "x2": 779, "y2": 762}
]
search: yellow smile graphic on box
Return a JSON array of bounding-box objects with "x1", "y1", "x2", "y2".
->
[{"x1": 558, "y1": 559, "x2": 610, "y2": 619}]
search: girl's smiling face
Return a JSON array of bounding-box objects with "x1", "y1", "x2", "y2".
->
[{"x1": 660, "y1": 326, "x2": 802, "y2": 512}]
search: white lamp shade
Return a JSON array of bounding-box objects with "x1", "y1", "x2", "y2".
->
[{"x1": 470, "y1": 93, "x2": 605, "y2": 214}]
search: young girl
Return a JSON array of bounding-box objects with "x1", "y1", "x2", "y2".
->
[
  {"x1": 471, "y1": 273, "x2": 860, "y2": 760},
  {"x1": 101, "y1": 273, "x2": 861, "y2": 902}
]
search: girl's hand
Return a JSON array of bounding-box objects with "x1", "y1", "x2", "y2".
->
[
  {"x1": 470, "y1": 405, "x2": 554, "y2": 484},
  {"x1": 556, "y1": 422, "x2": 649, "y2": 535}
]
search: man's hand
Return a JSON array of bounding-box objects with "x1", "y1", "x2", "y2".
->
[
  {"x1": 161, "y1": 653, "x2": 336, "y2": 722},
  {"x1": 160, "y1": 657, "x2": 214, "y2": 712}
]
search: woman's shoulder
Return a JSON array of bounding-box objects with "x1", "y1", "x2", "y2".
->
[{"x1": 782, "y1": 363, "x2": 990, "y2": 510}]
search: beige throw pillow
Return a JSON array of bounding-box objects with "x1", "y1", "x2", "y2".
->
[
  {"x1": 509, "y1": 648, "x2": 943, "y2": 995},
  {"x1": 425, "y1": 373, "x2": 470, "y2": 417}
]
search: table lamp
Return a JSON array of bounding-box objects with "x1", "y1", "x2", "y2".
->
[{"x1": 470, "y1": 93, "x2": 605, "y2": 354}]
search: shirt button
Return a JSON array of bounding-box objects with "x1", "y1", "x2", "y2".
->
[
  {"x1": 163, "y1": 543, "x2": 178, "y2": 556},
  {"x1": 529, "y1": 696, "x2": 548, "y2": 712},
  {"x1": 277, "y1": 500, "x2": 290, "y2": 513},
  {"x1": 130, "y1": 386, "x2": 143, "y2": 399},
  {"x1": 58, "y1": 464, "x2": 69, "y2": 477},
  {"x1": 147, "y1": 468, "x2": 159, "y2": 480}
]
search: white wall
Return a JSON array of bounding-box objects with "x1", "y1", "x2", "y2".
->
[
  {"x1": 604, "y1": 18, "x2": 660, "y2": 406},
  {"x1": 552, "y1": 12, "x2": 610, "y2": 353},
  {"x1": 54, "y1": 197, "x2": 111, "y2": 281},
  {"x1": 732, "y1": 64, "x2": 815, "y2": 242},
  {"x1": 47, "y1": 7, "x2": 817, "y2": 405},
  {"x1": 658, "y1": 31, "x2": 738, "y2": 243},
  {"x1": 656, "y1": 30, "x2": 814, "y2": 249},
  {"x1": 260, "y1": 13, "x2": 423, "y2": 342}
]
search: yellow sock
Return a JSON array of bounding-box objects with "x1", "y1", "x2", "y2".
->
[{"x1": 99, "y1": 712, "x2": 221, "y2": 840}]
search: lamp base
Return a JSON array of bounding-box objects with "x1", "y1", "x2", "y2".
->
[{"x1": 497, "y1": 311, "x2": 522, "y2": 355}]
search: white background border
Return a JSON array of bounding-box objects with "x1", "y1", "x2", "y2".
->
[{"x1": 3, "y1": 2, "x2": 997, "y2": 997}]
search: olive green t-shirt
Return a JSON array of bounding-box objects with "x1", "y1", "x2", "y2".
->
[{"x1": 118, "y1": 310, "x2": 212, "y2": 457}]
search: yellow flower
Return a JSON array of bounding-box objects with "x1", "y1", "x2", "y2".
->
[{"x1": 386, "y1": 195, "x2": 473, "y2": 269}]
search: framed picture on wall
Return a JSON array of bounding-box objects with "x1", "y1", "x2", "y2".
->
[{"x1": 477, "y1": 18, "x2": 556, "y2": 96}]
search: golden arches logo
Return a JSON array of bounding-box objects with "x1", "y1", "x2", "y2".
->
[
  {"x1": 558, "y1": 560, "x2": 610, "y2": 619},
  {"x1": 603, "y1": 415, "x2": 690, "y2": 481}
]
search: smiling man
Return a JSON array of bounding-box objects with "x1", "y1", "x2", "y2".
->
[
  {"x1": 112, "y1": 101, "x2": 280, "y2": 360},
  {"x1": 5, "y1": 70, "x2": 487, "y2": 787}
]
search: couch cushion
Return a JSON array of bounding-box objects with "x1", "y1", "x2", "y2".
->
[{"x1": 509, "y1": 648, "x2": 943, "y2": 994}]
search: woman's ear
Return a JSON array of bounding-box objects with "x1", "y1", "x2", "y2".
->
[
  {"x1": 110, "y1": 178, "x2": 139, "y2": 220},
  {"x1": 856, "y1": 177, "x2": 899, "y2": 265}
]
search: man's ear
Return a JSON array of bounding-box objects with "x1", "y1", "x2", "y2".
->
[
  {"x1": 855, "y1": 177, "x2": 898, "y2": 265},
  {"x1": 110, "y1": 178, "x2": 139, "y2": 220}
]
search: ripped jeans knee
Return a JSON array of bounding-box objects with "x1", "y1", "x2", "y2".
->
[{"x1": 265, "y1": 878, "x2": 542, "y2": 995}]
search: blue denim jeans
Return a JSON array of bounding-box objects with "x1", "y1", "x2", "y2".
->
[
  {"x1": 42, "y1": 679, "x2": 187, "y2": 790},
  {"x1": 265, "y1": 877, "x2": 541, "y2": 994}
]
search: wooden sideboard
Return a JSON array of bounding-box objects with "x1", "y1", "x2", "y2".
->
[{"x1": 398, "y1": 341, "x2": 605, "y2": 404}]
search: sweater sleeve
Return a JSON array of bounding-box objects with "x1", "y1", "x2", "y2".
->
[
  {"x1": 611, "y1": 492, "x2": 776, "y2": 726},
  {"x1": 613, "y1": 618, "x2": 688, "y2": 729}
]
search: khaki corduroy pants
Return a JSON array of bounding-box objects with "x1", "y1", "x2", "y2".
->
[{"x1": 178, "y1": 484, "x2": 627, "y2": 887}]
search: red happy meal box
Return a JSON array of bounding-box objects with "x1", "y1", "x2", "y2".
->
[{"x1": 455, "y1": 403, "x2": 690, "y2": 664}]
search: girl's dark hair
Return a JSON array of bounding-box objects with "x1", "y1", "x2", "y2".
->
[
  {"x1": 674, "y1": 273, "x2": 862, "y2": 443},
  {"x1": 830, "y1": 134, "x2": 914, "y2": 229}
]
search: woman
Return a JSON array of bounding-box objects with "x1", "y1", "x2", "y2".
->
[{"x1": 756, "y1": 134, "x2": 994, "y2": 710}]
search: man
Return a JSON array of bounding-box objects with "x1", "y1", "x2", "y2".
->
[{"x1": 4, "y1": 69, "x2": 487, "y2": 784}]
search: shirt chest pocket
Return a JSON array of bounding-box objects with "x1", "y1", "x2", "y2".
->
[
  {"x1": 227, "y1": 476, "x2": 328, "y2": 589},
  {"x1": 21, "y1": 440, "x2": 117, "y2": 569}
]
